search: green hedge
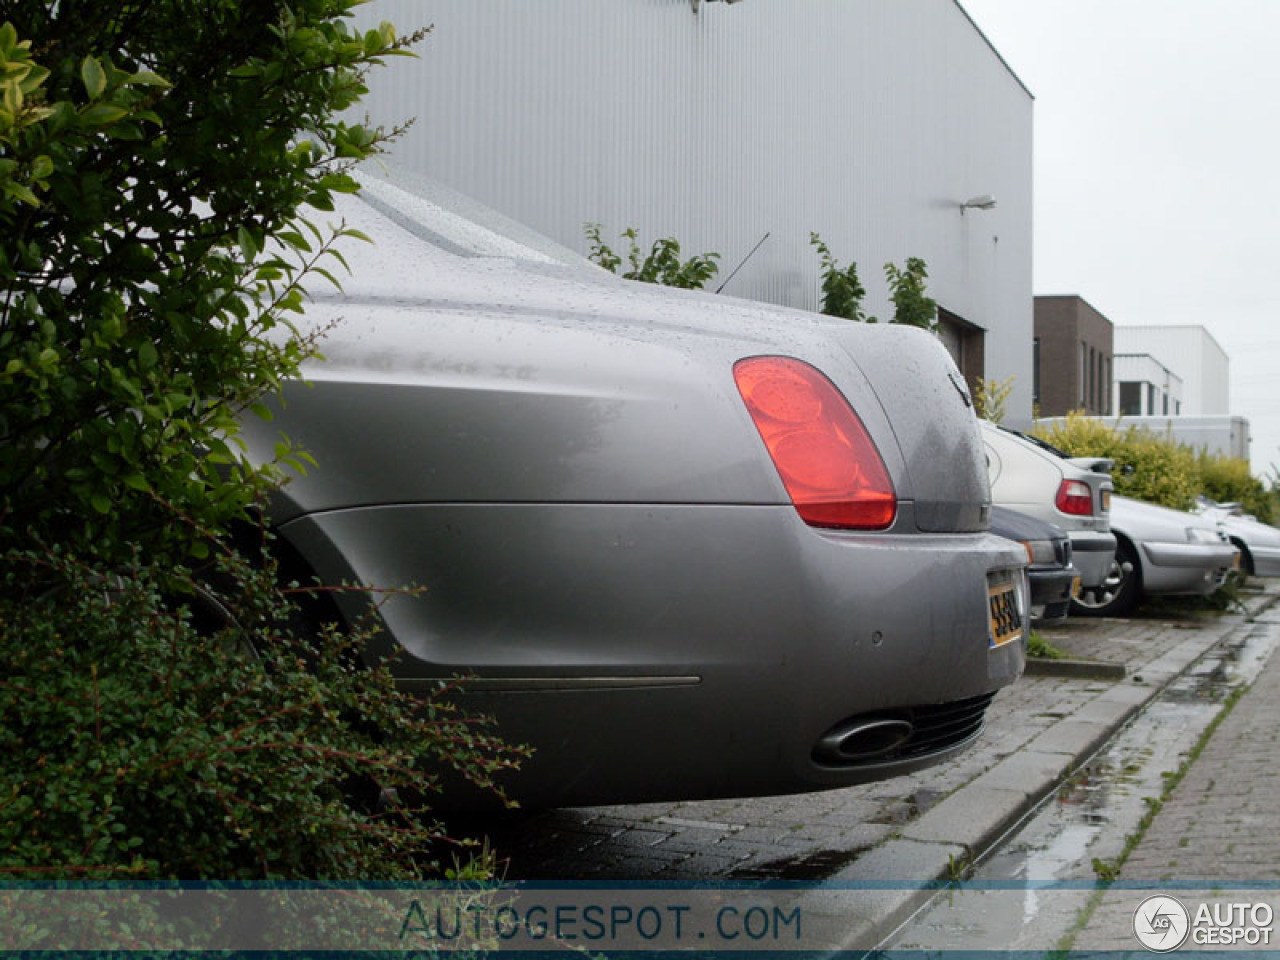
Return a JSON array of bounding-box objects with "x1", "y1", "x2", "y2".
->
[{"x1": 1035, "y1": 412, "x2": 1277, "y2": 524}]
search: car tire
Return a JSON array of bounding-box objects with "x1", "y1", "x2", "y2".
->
[
  {"x1": 186, "y1": 527, "x2": 347, "y2": 662},
  {"x1": 1070, "y1": 538, "x2": 1140, "y2": 618}
]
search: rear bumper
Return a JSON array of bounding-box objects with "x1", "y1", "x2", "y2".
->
[
  {"x1": 1069, "y1": 530, "x2": 1118, "y2": 589},
  {"x1": 1028, "y1": 563, "x2": 1078, "y2": 627},
  {"x1": 1141, "y1": 541, "x2": 1239, "y2": 596},
  {"x1": 282, "y1": 502, "x2": 1027, "y2": 807}
]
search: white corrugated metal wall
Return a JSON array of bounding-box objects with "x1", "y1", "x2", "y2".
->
[
  {"x1": 1115, "y1": 326, "x2": 1231, "y2": 415},
  {"x1": 351, "y1": 0, "x2": 1034, "y2": 420}
]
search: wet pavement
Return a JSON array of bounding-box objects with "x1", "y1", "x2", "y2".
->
[
  {"x1": 447, "y1": 582, "x2": 1280, "y2": 951},
  {"x1": 885, "y1": 594, "x2": 1280, "y2": 953},
  {"x1": 1070, "y1": 591, "x2": 1280, "y2": 952}
]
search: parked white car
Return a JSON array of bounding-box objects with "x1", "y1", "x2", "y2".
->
[
  {"x1": 1073, "y1": 496, "x2": 1239, "y2": 617},
  {"x1": 980, "y1": 421, "x2": 1116, "y2": 595},
  {"x1": 1196, "y1": 497, "x2": 1280, "y2": 578}
]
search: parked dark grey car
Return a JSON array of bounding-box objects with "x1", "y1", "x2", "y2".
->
[
  {"x1": 239, "y1": 170, "x2": 1028, "y2": 807},
  {"x1": 990, "y1": 506, "x2": 1077, "y2": 627}
]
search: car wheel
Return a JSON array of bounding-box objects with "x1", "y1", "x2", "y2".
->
[
  {"x1": 185, "y1": 529, "x2": 342, "y2": 661},
  {"x1": 1070, "y1": 538, "x2": 1140, "y2": 618}
]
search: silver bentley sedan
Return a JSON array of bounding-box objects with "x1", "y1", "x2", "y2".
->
[{"x1": 239, "y1": 169, "x2": 1028, "y2": 808}]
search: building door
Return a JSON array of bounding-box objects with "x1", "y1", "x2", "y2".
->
[{"x1": 937, "y1": 307, "x2": 986, "y2": 401}]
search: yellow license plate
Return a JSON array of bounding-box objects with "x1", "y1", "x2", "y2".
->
[
  {"x1": 988, "y1": 578, "x2": 1023, "y2": 649},
  {"x1": 1071, "y1": 575, "x2": 1082, "y2": 598}
]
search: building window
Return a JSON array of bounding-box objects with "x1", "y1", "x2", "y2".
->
[
  {"x1": 1080, "y1": 343, "x2": 1087, "y2": 407},
  {"x1": 1119, "y1": 382, "x2": 1141, "y2": 416},
  {"x1": 1095, "y1": 350, "x2": 1104, "y2": 412}
]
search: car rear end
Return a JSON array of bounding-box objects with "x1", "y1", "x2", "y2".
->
[
  {"x1": 246, "y1": 183, "x2": 1028, "y2": 807},
  {"x1": 982, "y1": 423, "x2": 1116, "y2": 591},
  {"x1": 990, "y1": 506, "x2": 1078, "y2": 627}
]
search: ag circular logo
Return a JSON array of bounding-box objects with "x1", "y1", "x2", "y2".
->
[{"x1": 1134, "y1": 895, "x2": 1190, "y2": 952}]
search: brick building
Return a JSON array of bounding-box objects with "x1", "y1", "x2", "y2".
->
[{"x1": 1033, "y1": 295, "x2": 1114, "y2": 417}]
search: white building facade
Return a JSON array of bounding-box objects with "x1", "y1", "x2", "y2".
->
[
  {"x1": 1114, "y1": 353, "x2": 1183, "y2": 417},
  {"x1": 353, "y1": 0, "x2": 1036, "y2": 421},
  {"x1": 1113, "y1": 326, "x2": 1230, "y2": 416}
]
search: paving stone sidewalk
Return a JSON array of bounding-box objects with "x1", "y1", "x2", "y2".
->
[
  {"x1": 1068, "y1": 593, "x2": 1280, "y2": 952},
  {"x1": 459, "y1": 591, "x2": 1273, "y2": 901}
]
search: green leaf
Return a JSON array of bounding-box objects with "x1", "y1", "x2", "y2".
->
[
  {"x1": 19, "y1": 64, "x2": 49, "y2": 96},
  {"x1": 90, "y1": 492, "x2": 112, "y2": 514},
  {"x1": 80, "y1": 103, "x2": 128, "y2": 126},
  {"x1": 80, "y1": 56, "x2": 107, "y2": 99},
  {"x1": 278, "y1": 231, "x2": 311, "y2": 252},
  {"x1": 128, "y1": 70, "x2": 172, "y2": 89},
  {"x1": 249, "y1": 403, "x2": 274, "y2": 422},
  {"x1": 311, "y1": 266, "x2": 343, "y2": 291},
  {"x1": 138, "y1": 341, "x2": 158, "y2": 371},
  {"x1": 237, "y1": 225, "x2": 258, "y2": 262},
  {"x1": 2, "y1": 180, "x2": 39, "y2": 207}
]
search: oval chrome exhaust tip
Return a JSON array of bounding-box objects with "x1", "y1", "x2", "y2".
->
[{"x1": 814, "y1": 716, "x2": 914, "y2": 764}]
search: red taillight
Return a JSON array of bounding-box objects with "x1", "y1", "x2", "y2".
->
[
  {"x1": 1056, "y1": 479, "x2": 1094, "y2": 516},
  {"x1": 733, "y1": 356, "x2": 897, "y2": 530}
]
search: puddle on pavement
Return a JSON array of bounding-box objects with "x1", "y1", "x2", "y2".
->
[
  {"x1": 884, "y1": 626, "x2": 1280, "y2": 953},
  {"x1": 1159, "y1": 635, "x2": 1261, "y2": 703}
]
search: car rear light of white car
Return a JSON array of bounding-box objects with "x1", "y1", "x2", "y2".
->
[
  {"x1": 1055, "y1": 479, "x2": 1095, "y2": 517},
  {"x1": 733, "y1": 356, "x2": 897, "y2": 530}
]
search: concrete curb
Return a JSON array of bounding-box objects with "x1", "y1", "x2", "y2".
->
[
  {"x1": 808, "y1": 608, "x2": 1256, "y2": 952},
  {"x1": 1023, "y1": 656, "x2": 1127, "y2": 680}
]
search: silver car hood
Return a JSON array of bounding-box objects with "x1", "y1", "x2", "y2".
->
[
  {"x1": 244, "y1": 187, "x2": 987, "y2": 531},
  {"x1": 1110, "y1": 494, "x2": 1217, "y2": 540}
]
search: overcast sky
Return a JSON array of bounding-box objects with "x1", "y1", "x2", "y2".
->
[{"x1": 960, "y1": 0, "x2": 1280, "y2": 477}]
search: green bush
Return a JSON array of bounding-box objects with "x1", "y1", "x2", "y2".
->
[
  {"x1": 1036, "y1": 413, "x2": 1199, "y2": 510},
  {"x1": 974, "y1": 376, "x2": 1015, "y2": 425},
  {"x1": 1198, "y1": 451, "x2": 1277, "y2": 524},
  {"x1": 0, "y1": 5, "x2": 524, "y2": 879},
  {"x1": 1036, "y1": 412, "x2": 1273, "y2": 520},
  {"x1": 808, "y1": 234, "x2": 936, "y2": 329},
  {"x1": 0, "y1": 7, "x2": 427, "y2": 568},
  {"x1": 585, "y1": 223, "x2": 719, "y2": 289},
  {"x1": 884, "y1": 257, "x2": 938, "y2": 332},
  {"x1": 810, "y1": 232, "x2": 869, "y2": 322},
  {"x1": 1, "y1": 543, "x2": 523, "y2": 879}
]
